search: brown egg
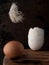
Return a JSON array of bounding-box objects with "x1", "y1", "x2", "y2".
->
[{"x1": 3, "y1": 41, "x2": 24, "y2": 59}]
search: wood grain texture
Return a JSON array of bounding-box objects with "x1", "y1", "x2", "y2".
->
[{"x1": 3, "y1": 49, "x2": 49, "y2": 65}]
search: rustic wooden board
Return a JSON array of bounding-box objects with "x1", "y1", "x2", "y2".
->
[{"x1": 3, "y1": 49, "x2": 49, "y2": 65}]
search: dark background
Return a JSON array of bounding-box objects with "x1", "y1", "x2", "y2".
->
[{"x1": 0, "y1": 0, "x2": 49, "y2": 65}]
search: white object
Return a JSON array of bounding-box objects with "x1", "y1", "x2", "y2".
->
[
  {"x1": 9, "y1": 3, "x2": 24, "y2": 23},
  {"x1": 28, "y1": 27, "x2": 44, "y2": 50}
]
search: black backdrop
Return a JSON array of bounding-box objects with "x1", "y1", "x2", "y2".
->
[{"x1": 0, "y1": 0, "x2": 49, "y2": 65}]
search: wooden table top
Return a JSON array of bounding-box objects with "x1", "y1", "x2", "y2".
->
[{"x1": 3, "y1": 49, "x2": 49, "y2": 65}]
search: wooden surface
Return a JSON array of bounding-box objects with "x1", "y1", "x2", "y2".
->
[{"x1": 3, "y1": 49, "x2": 49, "y2": 65}]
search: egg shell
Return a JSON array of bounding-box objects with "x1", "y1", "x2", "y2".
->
[{"x1": 28, "y1": 27, "x2": 44, "y2": 50}]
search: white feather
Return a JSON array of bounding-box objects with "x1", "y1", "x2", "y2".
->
[
  {"x1": 28, "y1": 27, "x2": 44, "y2": 50},
  {"x1": 9, "y1": 3, "x2": 24, "y2": 23}
]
